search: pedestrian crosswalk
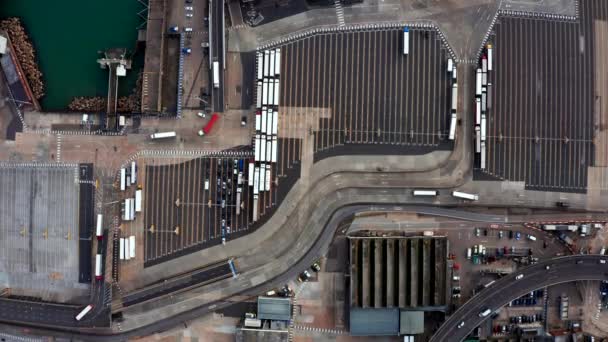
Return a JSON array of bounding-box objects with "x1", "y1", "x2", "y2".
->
[
  {"x1": 294, "y1": 324, "x2": 345, "y2": 335},
  {"x1": 56, "y1": 134, "x2": 62, "y2": 162},
  {"x1": 334, "y1": 0, "x2": 345, "y2": 27}
]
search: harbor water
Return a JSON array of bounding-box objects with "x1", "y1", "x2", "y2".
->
[{"x1": 0, "y1": 0, "x2": 146, "y2": 111}]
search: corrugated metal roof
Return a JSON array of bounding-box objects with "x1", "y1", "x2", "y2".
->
[
  {"x1": 350, "y1": 308, "x2": 400, "y2": 336},
  {"x1": 257, "y1": 296, "x2": 291, "y2": 321}
]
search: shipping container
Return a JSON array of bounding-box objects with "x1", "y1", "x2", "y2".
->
[
  {"x1": 475, "y1": 126, "x2": 481, "y2": 153},
  {"x1": 264, "y1": 50, "x2": 271, "y2": 77},
  {"x1": 262, "y1": 79, "x2": 269, "y2": 106},
  {"x1": 452, "y1": 191, "x2": 479, "y2": 201},
  {"x1": 75, "y1": 305, "x2": 93, "y2": 321},
  {"x1": 413, "y1": 190, "x2": 437, "y2": 196},
  {"x1": 261, "y1": 108, "x2": 268, "y2": 134},
  {"x1": 487, "y1": 44, "x2": 493, "y2": 71},
  {"x1": 131, "y1": 161, "x2": 136, "y2": 184},
  {"x1": 120, "y1": 168, "x2": 126, "y2": 191},
  {"x1": 254, "y1": 134, "x2": 261, "y2": 161},
  {"x1": 449, "y1": 113, "x2": 457, "y2": 140},
  {"x1": 150, "y1": 131, "x2": 176, "y2": 139},
  {"x1": 96, "y1": 214, "x2": 103, "y2": 240},
  {"x1": 273, "y1": 79, "x2": 280, "y2": 106},
  {"x1": 253, "y1": 167, "x2": 260, "y2": 195},
  {"x1": 271, "y1": 137, "x2": 278, "y2": 163},
  {"x1": 119, "y1": 238, "x2": 125, "y2": 260},
  {"x1": 476, "y1": 68, "x2": 482, "y2": 96},
  {"x1": 129, "y1": 236, "x2": 136, "y2": 259},
  {"x1": 265, "y1": 164, "x2": 271, "y2": 191},
  {"x1": 213, "y1": 61, "x2": 220, "y2": 88},
  {"x1": 274, "y1": 48, "x2": 281, "y2": 76},
  {"x1": 125, "y1": 237, "x2": 130, "y2": 260},
  {"x1": 266, "y1": 139, "x2": 272, "y2": 162},
  {"x1": 94, "y1": 254, "x2": 102, "y2": 280},
  {"x1": 403, "y1": 27, "x2": 409, "y2": 55},
  {"x1": 257, "y1": 52, "x2": 264, "y2": 80},
  {"x1": 480, "y1": 142, "x2": 486, "y2": 169},
  {"x1": 272, "y1": 111, "x2": 278, "y2": 136},
  {"x1": 135, "y1": 189, "x2": 142, "y2": 212},
  {"x1": 481, "y1": 114, "x2": 487, "y2": 141},
  {"x1": 252, "y1": 194, "x2": 259, "y2": 221},
  {"x1": 256, "y1": 81, "x2": 263, "y2": 108},
  {"x1": 248, "y1": 162, "x2": 255, "y2": 185}
]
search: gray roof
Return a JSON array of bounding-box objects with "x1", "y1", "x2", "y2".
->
[
  {"x1": 257, "y1": 296, "x2": 291, "y2": 321},
  {"x1": 350, "y1": 308, "x2": 400, "y2": 336},
  {"x1": 399, "y1": 310, "x2": 424, "y2": 334}
]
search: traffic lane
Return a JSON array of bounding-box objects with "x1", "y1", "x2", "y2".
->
[
  {"x1": 123, "y1": 262, "x2": 231, "y2": 307},
  {"x1": 431, "y1": 255, "x2": 608, "y2": 342}
]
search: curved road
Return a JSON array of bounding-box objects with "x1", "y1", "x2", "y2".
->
[{"x1": 431, "y1": 255, "x2": 608, "y2": 342}]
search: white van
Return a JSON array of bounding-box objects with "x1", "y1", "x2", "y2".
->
[{"x1": 479, "y1": 308, "x2": 491, "y2": 317}]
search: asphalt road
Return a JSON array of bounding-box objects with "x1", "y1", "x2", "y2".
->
[
  {"x1": 211, "y1": 0, "x2": 225, "y2": 112},
  {"x1": 2, "y1": 205, "x2": 607, "y2": 340},
  {"x1": 430, "y1": 255, "x2": 608, "y2": 342}
]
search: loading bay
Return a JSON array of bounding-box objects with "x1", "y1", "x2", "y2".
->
[
  {"x1": 276, "y1": 27, "x2": 454, "y2": 168},
  {"x1": 479, "y1": 0, "x2": 608, "y2": 193},
  {"x1": 0, "y1": 164, "x2": 89, "y2": 303},
  {"x1": 142, "y1": 154, "x2": 278, "y2": 266}
]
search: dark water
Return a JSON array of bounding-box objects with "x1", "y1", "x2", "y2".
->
[{"x1": 0, "y1": 0, "x2": 146, "y2": 111}]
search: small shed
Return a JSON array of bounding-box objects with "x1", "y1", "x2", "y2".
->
[
  {"x1": 399, "y1": 310, "x2": 424, "y2": 335},
  {"x1": 257, "y1": 296, "x2": 291, "y2": 321}
]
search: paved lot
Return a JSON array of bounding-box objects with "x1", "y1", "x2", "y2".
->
[
  {"x1": 277, "y1": 28, "x2": 453, "y2": 169},
  {"x1": 143, "y1": 155, "x2": 272, "y2": 266},
  {"x1": 0, "y1": 164, "x2": 89, "y2": 302},
  {"x1": 478, "y1": 1, "x2": 608, "y2": 193}
]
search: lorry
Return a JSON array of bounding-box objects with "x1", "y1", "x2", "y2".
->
[
  {"x1": 559, "y1": 233, "x2": 574, "y2": 246},
  {"x1": 150, "y1": 131, "x2": 176, "y2": 139},
  {"x1": 198, "y1": 113, "x2": 219, "y2": 136}
]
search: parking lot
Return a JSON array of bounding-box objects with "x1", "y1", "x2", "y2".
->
[
  {"x1": 143, "y1": 154, "x2": 276, "y2": 266},
  {"x1": 0, "y1": 164, "x2": 89, "y2": 302},
  {"x1": 277, "y1": 27, "x2": 454, "y2": 168},
  {"x1": 480, "y1": 1, "x2": 607, "y2": 192}
]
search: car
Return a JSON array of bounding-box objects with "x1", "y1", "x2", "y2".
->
[
  {"x1": 298, "y1": 270, "x2": 311, "y2": 282},
  {"x1": 475, "y1": 228, "x2": 480, "y2": 236},
  {"x1": 185, "y1": 6, "x2": 193, "y2": 10},
  {"x1": 515, "y1": 274, "x2": 524, "y2": 280},
  {"x1": 517, "y1": 316, "x2": 523, "y2": 324},
  {"x1": 545, "y1": 265, "x2": 551, "y2": 270},
  {"x1": 197, "y1": 112, "x2": 206, "y2": 118},
  {"x1": 577, "y1": 260, "x2": 584, "y2": 264},
  {"x1": 508, "y1": 230, "x2": 513, "y2": 239},
  {"x1": 600, "y1": 259, "x2": 607, "y2": 264},
  {"x1": 186, "y1": 13, "x2": 193, "y2": 17},
  {"x1": 457, "y1": 321, "x2": 465, "y2": 329},
  {"x1": 515, "y1": 232, "x2": 521, "y2": 240},
  {"x1": 266, "y1": 290, "x2": 276, "y2": 296},
  {"x1": 498, "y1": 230, "x2": 503, "y2": 239},
  {"x1": 241, "y1": 116, "x2": 247, "y2": 127},
  {"x1": 311, "y1": 262, "x2": 321, "y2": 272},
  {"x1": 483, "y1": 229, "x2": 488, "y2": 236},
  {"x1": 184, "y1": 27, "x2": 193, "y2": 32}
]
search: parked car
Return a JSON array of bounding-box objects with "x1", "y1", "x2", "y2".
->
[
  {"x1": 298, "y1": 270, "x2": 311, "y2": 282},
  {"x1": 311, "y1": 261, "x2": 321, "y2": 272}
]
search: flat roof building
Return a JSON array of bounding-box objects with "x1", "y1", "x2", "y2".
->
[{"x1": 257, "y1": 296, "x2": 291, "y2": 321}]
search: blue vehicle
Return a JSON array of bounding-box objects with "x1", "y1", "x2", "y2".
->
[
  {"x1": 238, "y1": 159, "x2": 244, "y2": 171},
  {"x1": 515, "y1": 232, "x2": 521, "y2": 240}
]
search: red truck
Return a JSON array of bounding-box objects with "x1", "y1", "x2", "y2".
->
[{"x1": 198, "y1": 113, "x2": 219, "y2": 136}]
